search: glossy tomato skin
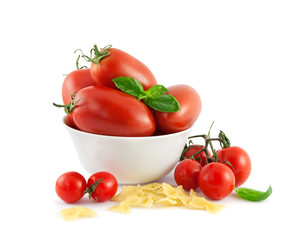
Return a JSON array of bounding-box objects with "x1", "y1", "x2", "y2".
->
[
  {"x1": 87, "y1": 172, "x2": 118, "y2": 202},
  {"x1": 183, "y1": 145, "x2": 211, "y2": 167},
  {"x1": 198, "y1": 162, "x2": 235, "y2": 200},
  {"x1": 153, "y1": 85, "x2": 202, "y2": 134},
  {"x1": 62, "y1": 69, "x2": 95, "y2": 127},
  {"x1": 174, "y1": 159, "x2": 202, "y2": 191},
  {"x1": 90, "y1": 48, "x2": 157, "y2": 90},
  {"x1": 71, "y1": 86, "x2": 156, "y2": 137},
  {"x1": 62, "y1": 69, "x2": 95, "y2": 105},
  {"x1": 216, "y1": 146, "x2": 251, "y2": 187},
  {"x1": 55, "y1": 172, "x2": 86, "y2": 203}
]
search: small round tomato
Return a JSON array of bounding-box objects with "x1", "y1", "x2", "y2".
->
[
  {"x1": 153, "y1": 84, "x2": 202, "y2": 134},
  {"x1": 198, "y1": 162, "x2": 235, "y2": 200},
  {"x1": 174, "y1": 159, "x2": 202, "y2": 191},
  {"x1": 86, "y1": 172, "x2": 118, "y2": 202},
  {"x1": 62, "y1": 68, "x2": 95, "y2": 105},
  {"x1": 216, "y1": 146, "x2": 251, "y2": 187},
  {"x1": 183, "y1": 145, "x2": 211, "y2": 167},
  {"x1": 55, "y1": 171, "x2": 86, "y2": 203}
]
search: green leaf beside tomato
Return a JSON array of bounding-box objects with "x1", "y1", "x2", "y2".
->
[
  {"x1": 145, "y1": 85, "x2": 169, "y2": 98},
  {"x1": 153, "y1": 84, "x2": 202, "y2": 134},
  {"x1": 112, "y1": 77, "x2": 144, "y2": 98},
  {"x1": 144, "y1": 95, "x2": 181, "y2": 113},
  {"x1": 113, "y1": 76, "x2": 181, "y2": 113},
  {"x1": 234, "y1": 185, "x2": 272, "y2": 202}
]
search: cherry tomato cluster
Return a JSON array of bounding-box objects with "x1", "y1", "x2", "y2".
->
[
  {"x1": 55, "y1": 171, "x2": 118, "y2": 203},
  {"x1": 54, "y1": 44, "x2": 202, "y2": 136},
  {"x1": 174, "y1": 128, "x2": 252, "y2": 200}
]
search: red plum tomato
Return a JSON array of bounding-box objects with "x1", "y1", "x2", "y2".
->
[
  {"x1": 90, "y1": 48, "x2": 157, "y2": 90},
  {"x1": 62, "y1": 68, "x2": 95, "y2": 105},
  {"x1": 174, "y1": 159, "x2": 202, "y2": 191},
  {"x1": 198, "y1": 162, "x2": 235, "y2": 200},
  {"x1": 61, "y1": 68, "x2": 95, "y2": 127},
  {"x1": 154, "y1": 85, "x2": 202, "y2": 134},
  {"x1": 70, "y1": 86, "x2": 156, "y2": 137}
]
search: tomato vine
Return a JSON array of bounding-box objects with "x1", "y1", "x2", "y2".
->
[{"x1": 181, "y1": 122, "x2": 232, "y2": 165}]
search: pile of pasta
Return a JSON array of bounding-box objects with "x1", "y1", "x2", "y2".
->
[{"x1": 108, "y1": 182, "x2": 224, "y2": 214}]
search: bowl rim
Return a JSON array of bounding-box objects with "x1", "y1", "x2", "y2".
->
[{"x1": 62, "y1": 116, "x2": 192, "y2": 140}]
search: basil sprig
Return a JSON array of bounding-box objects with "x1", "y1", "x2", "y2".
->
[
  {"x1": 113, "y1": 77, "x2": 180, "y2": 112},
  {"x1": 235, "y1": 185, "x2": 272, "y2": 202}
]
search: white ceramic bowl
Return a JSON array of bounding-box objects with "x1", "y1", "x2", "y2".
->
[{"x1": 63, "y1": 116, "x2": 191, "y2": 184}]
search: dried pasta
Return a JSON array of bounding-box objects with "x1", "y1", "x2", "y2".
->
[
  {"x1": 108, "y1": 182, "x2": 224, "y2": 214},
  {"x1": 60, "y1": 207, "x2": 97, "y2": 221}
]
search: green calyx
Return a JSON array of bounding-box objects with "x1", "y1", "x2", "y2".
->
[
  {"x1": 53, "y1": 92, "x2": 82, "y2": 114},
  {"x1": 75, "y1": 44, "x2": 112, "y2": 65},
  {"x1": 112, "y1": 77, "x2": 180, "y2": 113},
  {"x1": 219, "y1": 130, "x2": 231, "y2": 148},
  {"x1": 83, "y1": 178, "x2": 103, "y2": 201}
]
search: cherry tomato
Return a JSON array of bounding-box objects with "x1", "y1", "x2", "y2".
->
[
  {"x1": 62, "y1": 69, "x2": 95, "y2": 105},
  {"x1": 216, "y1": 146, "x2": 251, "y2": 187},
  {"x1": 198, "y1": 162, "x2": 235, "y2": 200},
  {"x1": 174, "y1": 159, "x2": 202, "y2": 191},
  {"x1": 86, "y1": 172, "x2": 118, "y2": 202},
  {"x1": 183, "y1": 145, "x2": 211, "y2": 167},
  {"x1": 67, "y1": 86, "x2": 156, "y2": 136},
  {"x1": 55, "y1": 171, "x2": 86, "y2": 203},
  {"x1": 90, "y1": 48, "x2": 157, "y2": 90},
  {"x1": 153, "y1": 85, "x2": 202, "y2": 133}
]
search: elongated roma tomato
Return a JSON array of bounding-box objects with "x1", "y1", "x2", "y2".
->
[
  {"x1": 62, "y1": 68, "x2": 95, "y2": 105},
  {"x1": 69, "y1": 86, "x2": 156, "y2": 137},
  {"x1": 61, "y1": 69, "x2": 95, "y2": 128},
  {"x1": 153, "y1": 85, "x2": 201, "y2": 133},
  {"x1": 90, "y1": 47, "x2": 157, "y2": 90}
]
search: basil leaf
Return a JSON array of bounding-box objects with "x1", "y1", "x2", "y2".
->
[
  {"x1": 112, "y1": 77, "x2": 144, "y2": 98},
  {"x1": 112, "y1": 77, "x2": 180, "y2": 113},
  {"x1": 234, "y1": 185, "x2": 272, "y2": 201},
  {"x1": 144, "y1": 95, "x2": 180, "y2": 112},
  {"x1": 146, "y1": 85, "x2": 169, "y2": 98},
  {"x1": 137, "y1": 92, "x2": 148, "y2": 101}
]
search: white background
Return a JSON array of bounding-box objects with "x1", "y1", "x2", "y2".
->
[{"x1": 1, "y1": 0, "x2": 291, "y2": 239}]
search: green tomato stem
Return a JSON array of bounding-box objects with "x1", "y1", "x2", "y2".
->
[
  {"x1": 53, "y1": 93, "x2": 82, "y2": 114},
  {"x1": 77, "y1": 44, "x2": 112, "y2": 64},
  {"x1": 182, "y1": 123, "x2": 232, "y2": 165},
  {"x1": 84, "y1": 178, "x2": 105, "y2": 201}
]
